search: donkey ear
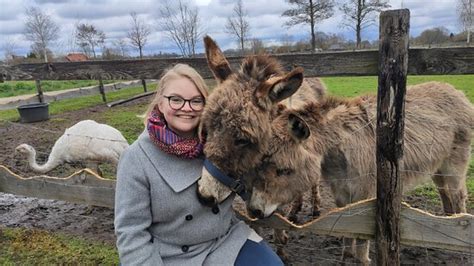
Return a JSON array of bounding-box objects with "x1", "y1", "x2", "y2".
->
[
  {"x1": 257, "y1": 67, "x2": 304, "y2": 103},
  {"x1": 204, "y1": 36, "x2": 233, "y2": 82},
  {"x1": 287, "y1": 113, "x2": 310, "y2": 141}
]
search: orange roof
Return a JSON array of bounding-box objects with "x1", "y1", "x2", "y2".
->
[{"x1": 65, "y1": 53, "x2": 88, "y2": 62}]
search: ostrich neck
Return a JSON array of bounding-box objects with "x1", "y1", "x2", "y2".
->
[{"x1": 25, "y1": 148, "x2": 57, "y2": 173}]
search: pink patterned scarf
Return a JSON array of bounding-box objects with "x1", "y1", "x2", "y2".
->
[{"x1": 147, "y1": 108, "x2": 204, "y2": 159}]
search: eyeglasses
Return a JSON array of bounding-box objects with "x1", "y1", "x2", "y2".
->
[{"x1": 163, "y1": 95, "x2": 205, "y2": 111}]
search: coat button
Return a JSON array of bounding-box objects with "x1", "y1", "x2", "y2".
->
[
  {"x1": 185, "y1": 214, "x2": 193, "y2": 221},
  {"x1": 212, "y1": 206, "x2": 220, "y2": 214},
  {"x1": 182, "y1": 245, "x2": 189, "y2": 252}
]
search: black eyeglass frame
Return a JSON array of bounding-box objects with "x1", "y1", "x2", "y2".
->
[{"x1": 162, "y1": 95, "x2": 205, "y2": 111}]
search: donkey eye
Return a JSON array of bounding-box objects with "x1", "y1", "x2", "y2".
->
[
  {"x1": 234, "y1": 138, "x2": 252, "y2": 147},
  {"x1": 276, "y1": 168, "x2": 294, "y2": 176}
]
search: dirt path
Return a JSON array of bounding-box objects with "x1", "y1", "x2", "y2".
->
[{"x1": 1, "y1": 92, "x2": 473, "y2": 265}]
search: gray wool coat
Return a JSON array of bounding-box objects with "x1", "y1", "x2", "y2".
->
[{"x1": 114, "y1": 131, "x2": 252, "y2": 266}]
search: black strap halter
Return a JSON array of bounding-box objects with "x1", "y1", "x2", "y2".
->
[{"x1": 203, "y1": 158, "x2": 250, "y2": 201}]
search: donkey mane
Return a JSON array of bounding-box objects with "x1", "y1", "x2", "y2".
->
[{"x1": 240, "y1": 55, "x2": 285, "y2": 82}]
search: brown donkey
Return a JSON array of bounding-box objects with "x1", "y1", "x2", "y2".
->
[
  {"x1": 245, "y1": 81, "x2": 474, "y2": 264},
  {"x1": 196, "y1": 36, "x2": 323, "y2": 260},
  {"x1": 197, "y1": 36, "x2": 323, "y2": 213}
]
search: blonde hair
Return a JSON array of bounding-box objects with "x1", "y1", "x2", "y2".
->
[{"x1": 144, "y1": 64, "x2": 209, "y2": 122}]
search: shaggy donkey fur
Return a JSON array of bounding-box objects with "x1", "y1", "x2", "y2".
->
[
  {"x1": 197, "y1": 36, "x2": 324, "y2": 210},
  {"x1": 246, "y1": 81, "x2": 474, "y2": 264},
  {"x1": 196, "y1": 36, "x2": 324, "y2": 261}
]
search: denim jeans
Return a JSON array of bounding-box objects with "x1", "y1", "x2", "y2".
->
[{"x1": 234, "y1": 239, "x2": 284, "y2": 266}]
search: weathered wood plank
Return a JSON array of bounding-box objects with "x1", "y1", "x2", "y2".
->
[
  {"x1": 1, "y1": 47, "x2": 473, "y2": 80},
  {"x1": 375, "y1": 9, "x2": 410, "y2": 265},
  {"x1": 0, "y1": 165, "x2": 472, "y2": 253},
  {"x1": 0, "y1": 165, "x2": 115, "y2": 208},
  {"x1": 107, "y1": 91, "x2": 155, "y2": 107},
  {"x1": 237, "y1": 199, "x2": 474, "y2": 254}
]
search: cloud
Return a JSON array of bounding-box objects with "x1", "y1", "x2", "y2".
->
[{"x1": 0, "y1": 0, "x2": 463, "y2": 57}]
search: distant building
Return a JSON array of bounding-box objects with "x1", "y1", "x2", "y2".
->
[{"x1": 65, "y1": 53, "x2": 88, "y2": 62}]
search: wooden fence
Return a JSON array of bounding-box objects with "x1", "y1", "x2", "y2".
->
[
  {"x1": 1, "y1": 9, "x2": 474, "y2": 264},
  {"x1": 1, "y1": 48, "x2": 473, "y2": 81},
  {"x1": 0, "y1": 165, "x2": 473, "y2": 254}
]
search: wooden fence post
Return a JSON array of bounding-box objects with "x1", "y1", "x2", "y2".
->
[
  {"x1": 98, "y1": 78, "x2": 107, "y2": 103},
  {"x1": 376, "y1": 9, "x2": 410, "y2": 266},
  {"x1": 141, "y1": 79, "x2": 147, "y2": 92},
  {"x1": 35, "y1": 79, "x2": 44, "y2": 103}
]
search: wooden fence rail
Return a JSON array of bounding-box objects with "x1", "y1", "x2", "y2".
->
[
  {"x1": 0, "y1": 164, "x2": 472, "y2": 253},
  {"x1": 1, "y1": 47, "x2": 473, "y2": 81}
]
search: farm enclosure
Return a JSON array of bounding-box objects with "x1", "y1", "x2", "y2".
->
[
  {"x1": 1, "y1": 75, "x2": 473, "y2": 264},
  {"x1": 0, "y1": 8, "x2": 471, "y2": 264}
]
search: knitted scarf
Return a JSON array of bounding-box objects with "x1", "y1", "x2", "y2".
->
[{"x1": 147, "y1": 108, "x2": 204, "y2": 159}]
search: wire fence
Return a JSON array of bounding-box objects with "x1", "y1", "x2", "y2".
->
[{"x1": 1, "y1": 109, "x2": 473, "y2": 264}]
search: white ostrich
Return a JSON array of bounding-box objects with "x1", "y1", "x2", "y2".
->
[{"x1": 15, "y1": 120, "x2": 130, "y2": 174}]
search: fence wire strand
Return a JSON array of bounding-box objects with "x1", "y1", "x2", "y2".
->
[{"x1": 1, "y1": 103, "x2": 473, "y2": 264}]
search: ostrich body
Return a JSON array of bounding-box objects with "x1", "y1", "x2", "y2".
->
[{"x1": 16, "y1": 120, "x2": 129, "y2": 173}]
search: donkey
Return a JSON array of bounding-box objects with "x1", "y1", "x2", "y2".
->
[
  {"x1": 196, "y1": 36, "x2": 324, "y2": 260},
  {"x1": 197, "y1": 36, "x2": 324, "y2": 215},
  {"x1": 245, "y1": 81, "x2": 474, "y2": 264}
]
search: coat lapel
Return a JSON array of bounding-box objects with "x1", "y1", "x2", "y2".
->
[{"x1": 137, "y1": 131, "x2": 203, "y2": 193}]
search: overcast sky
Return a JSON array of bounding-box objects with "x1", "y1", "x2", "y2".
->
[{"x1": 0, "y1": 0, "x2": 462, "y2": 57}]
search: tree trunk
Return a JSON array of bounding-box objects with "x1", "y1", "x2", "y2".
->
[
  {"x1": 356, "y1": 23, "x2": 362, "y2": 49},
  {"x1": 310, "y1": 0, "x2": 315, "y2": 53},
  {"x1": 92, "y1": 44, "x2": 96, "y2": 59},
  {"x1": 43, "y1": 48, "x2": 48, "y2": 63},
  {"x1": 139, "y1": 46, "x2": 143, "y2": 59}
]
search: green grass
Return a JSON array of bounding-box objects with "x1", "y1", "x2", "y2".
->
[
  {"x1": 0, "y1": 75, "x2": 473, "y2": 263},
  {"x1": 0, "y1": 80, "x2": 117, "y2": 98},
  {"x1": 321, "y1": 74, "x2": 474, "y2": 209},
  {"x1": 0, "y1": 227, "x2": 118, "y2": 265},
  {"x1": 322, "y1": 74, "x2": 474, "y2": 102},
  {"x1": 100, "y1": 104, "x2": 148, "y2": 144},
  {"x1": 0, "y1": 85, "x2": 148, "y2": 122}
]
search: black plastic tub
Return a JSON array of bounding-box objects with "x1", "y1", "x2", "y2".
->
[{"x1": 17, "y1": 103, "x2": 50, "y2": 123}]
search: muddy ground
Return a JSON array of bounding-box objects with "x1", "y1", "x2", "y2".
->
[{"x1": 0, "y1": 93, "x2": 473, "y2": 265}]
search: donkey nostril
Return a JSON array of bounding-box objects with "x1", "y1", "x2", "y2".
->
[{"x1": 250, "y1": 209, "x2": 264, "y2": 219}]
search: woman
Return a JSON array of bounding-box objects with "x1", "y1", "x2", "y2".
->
[{"x1": 114, "y1": 64, "x2": 283, "y2": 265}]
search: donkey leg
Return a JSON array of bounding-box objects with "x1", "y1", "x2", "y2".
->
[
  {"x1": 433, "y1": 170, "x2": 468, "y2": 215},
  {"x1": 354, "y1": 239, "x2": 371, "y2": 266},
  {"x1": 287, "y1": 195, "x2": 303, "y2": 224},
  {"x1": 274, "y1": 229, "x2": 290, "y2": 264},
  {"x1": 311, "y1": 184, "x2": 322, "y2": 217},
  {"x1": 341, "y1": 237, "x2": 356, "y2": 263},
  {"x1": 432, "y1": 138, "x2": 470, "y2": 215}
]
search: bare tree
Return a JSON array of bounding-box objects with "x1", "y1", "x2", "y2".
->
[
  {"x1": 113, "y1": 38, "x2": 129, "y2": 57},
  {"x1": 23, "y1": 7, "x2": 60, "y2": 62},
  {"x1": 128, "y1": 12, "x2": 151, "y2": 58},
  {"x1": 458, "y1": 0, "x2": 473, "y2": 43},
  {"x1": 225, "y1": 0, "x2": 250, "y2": 55},
  {"x1": 282, "y1": 0, "x2": 335, "y2": 52},
  {"x1": 2, "y1": 38, "x2": 18, "y2": 63},
  {"x1": 340, "y1": 0, "x2": 390, "y2": 49},
  {"x1": 30, "y1": 42, "x2": 53, "y2": 60},
  {"x1": 248, "y1": 38, "x2": 265, "y2": 54},
  {"x1": 75, "y1": 23, "x2": 106, "y2": 59},
  {"x1": 158, "y1": 0, "x2": 203, "y2": 57}
]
